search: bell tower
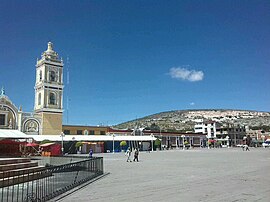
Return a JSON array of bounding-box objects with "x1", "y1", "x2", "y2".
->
[{"x1": 34, "y1": 42, "x2": 64, "y2": 135}]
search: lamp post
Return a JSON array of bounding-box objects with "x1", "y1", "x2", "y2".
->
[
  {"x1": 181, "y1": 135, "x2": 185, "y2": 150},
  {"x1": 60, "y1": 132, "x2": 65, "y2": 155},
  {"x1": 261, "y1": 135, "x2": 265, "y2": 143},
  {"x1": 226, "y1": 135, "x2": 230, "y2": 148},
  {"x1": 151, "y1": 134, "x2": 154, "y2": 152},
  {"x1": 112, "y1": 134, "x2": 115, "y2": 153}
]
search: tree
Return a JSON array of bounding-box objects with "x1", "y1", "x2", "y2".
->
[
  {"x1": 40, "y1": 139, "x2": 52, "y2": 144},
  {"x1": 149, "y1": 123, "x2": 160, "y2": 131},
  {"x1": 154, "y1": 139, "x2": 161, "y2": 149},
  {"x1": 120, "y1": 141, "x2": 127, "y2": 147},
  {"x1": 75, "y1": 142, "x2": 83, "y2": 152},
  {"x1": 120, "y1": 141, "x2": 127, "y2": 151}
]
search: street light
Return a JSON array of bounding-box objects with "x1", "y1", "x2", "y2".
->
[
  {"x1": 60, "y1": 132, "x2": 65, "y2": 155},
  {"x1": 181, "y1": 135, "x2": 185, "y2": 150},
  {"x1": 112, "y1": 133, "x2": 115, "y2": 153},
  {"x1": 226, "y1": 135, "x2": 230, "y2": 148},
  {"x1": 150, "y1": 133, "x2": 154, "y2": 151}
]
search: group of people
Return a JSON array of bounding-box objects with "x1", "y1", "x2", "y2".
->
[{"x1": 125, "y1": 147, "x2": 139, "y2": 162}]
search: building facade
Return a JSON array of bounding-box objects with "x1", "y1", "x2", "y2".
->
[
  {"x1": 62, "y1": 125, "x2": 108, "y2": 136},
  {"x1": 194, "y1": 119, "x2": 218, "y2": 138},
  {"x1": 0, "y1": 42, "x2": 63, "y2": 135},
  {"x1": 34, "y1": 42, "x2": 64, "y2": 135},
  {"x1": 194, "y1": 119, "x2": 246, "y2": 146}
]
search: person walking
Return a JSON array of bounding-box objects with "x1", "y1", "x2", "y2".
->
[
  {"x1": 125, "y1": 147, "x2": 132, "y2": 162},
  {"x1": 133, "y1": 148, "x2": 139, "y2": 162},
  {"x1": 89, "y1": 149, "x2": 93, "y2": 158},
  {"x1": 245, "y1": 144, "x2": 250, "y2": 151}
]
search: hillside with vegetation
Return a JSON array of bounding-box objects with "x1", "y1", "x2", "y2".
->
[{"x1": 115, "y1": 109, "x2": 270, "y2": 132}]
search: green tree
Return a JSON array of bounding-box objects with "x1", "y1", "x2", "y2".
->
[
  {"x1": 154, "y1": 139, "x2": 161, "y2": 149},
  {"x1": 75, "y1": 142, "x2": 83, "y2": 152},
  {"x1": 149, "y1": 123, "x2": 160, "y2": 131},
  {"x1": 40, "y1": 139, "x2": 52, "y2": 144},
  {"x1": 120, "y1": 141, "x2": 127, "y2": 151},
  {"x1": 120, "y1": 141, "x2": 127, "y2": 147}
]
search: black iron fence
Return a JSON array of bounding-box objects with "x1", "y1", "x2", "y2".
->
[
  {"x1": 31, "y1": 156, "x2": 90, "y2": 167},
  {"x1": 0, "y1": 157, "x2": 103, "y2": 202}
]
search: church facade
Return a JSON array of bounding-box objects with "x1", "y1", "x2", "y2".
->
[{"x1": 0, "y1": 42, "x2": 63, "y2": 135}]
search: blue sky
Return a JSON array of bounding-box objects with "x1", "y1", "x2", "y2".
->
[{"x1": 0, "y1": 0, "x2": 270, "y2": 126}]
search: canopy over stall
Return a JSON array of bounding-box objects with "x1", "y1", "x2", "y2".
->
[
  {"x1": 28, "y1": 134, "x2": 157, "y2": 142},
  {"x1": 0, "y1": 129, "x2": 32, "y2": 140},
  {"x1": 0, "y1": 129, "x2": 157, "y2": 142}
]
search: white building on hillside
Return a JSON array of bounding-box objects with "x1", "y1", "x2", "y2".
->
[{"x1": 194, "y1": 119, "x2": 217, "y2": 138}]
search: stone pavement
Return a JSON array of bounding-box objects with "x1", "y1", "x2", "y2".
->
[{"x1": 57, "y1": 148, "x2": 270, "y2": 202}]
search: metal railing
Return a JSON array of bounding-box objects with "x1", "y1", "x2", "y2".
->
[
  {"x1": 0, "y1": 157, "x2": 103, "y2": 202},
  {"x1": 31, "y1": 156, "x2": 90, "y2": 167}
]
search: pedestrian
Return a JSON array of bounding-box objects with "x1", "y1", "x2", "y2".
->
[
  {"x1": 245, "y1": 144, "x2": 250, "y2": 151},
  {"x1": 133, "y1": 148, "x2": 139, "y2": 162},
  {"x1": 89, "y1": 149, "x2": 93, "y2": 158},
  {"x1": 125, "y1": 147, "x2": 132, "y2": 162},
  {"x1": 242, "y1": 145, "x2": 245, "y2": 151}
]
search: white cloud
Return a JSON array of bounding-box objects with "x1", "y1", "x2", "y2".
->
[
  {"x1": 169, "y1": 67, "x2": 204, "y2": 82},
  {"x1": 190, "y1": 102, "x2": 195, "y2": 106}
]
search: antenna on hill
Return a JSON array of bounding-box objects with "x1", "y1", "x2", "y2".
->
[{"x1": 66, "y1": 56, "x2": 70, "y2": 124}]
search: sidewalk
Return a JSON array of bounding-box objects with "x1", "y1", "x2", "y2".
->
[{"x1": 57, "y1": 148, "x2": 270, "y2": 202}]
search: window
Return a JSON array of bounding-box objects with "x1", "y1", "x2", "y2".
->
[
  {"x1": 38, "y1": 93, "x2": 41, "y2": 105},
  {"x1": 49, "y1": 71, "x2": 56, "y2": 82},
  {"x1": 90, "y1": 130, "x2": 95, "y2": 135},
  {"x1": 49, "y1": 93, "x2": 56, "y2": 105},
  {"x1": 63, "y1": 130, "x2": 70, "y2": 135},
  {"x1": 39, "y1": 70, "x2": 42, "y2": 81},
  {"x1": 100, "y1": 131, "x2": 105, "y2": 135},
  {"x1": 77, "y1": 130, "x2": 82, "y2": 135},
  {"x1": 0, "y1": 114, "x2": 5, "y2": 126}
]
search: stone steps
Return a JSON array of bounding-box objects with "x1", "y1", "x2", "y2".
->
[
  {"x1": 0, "y1": 166, "x2": 46, "y2": 178},
  {"x1": 0, "y1": 158, "x2": 51, "y2": 188},
  {"x1": 0, "y1": 162, "x2": 38, "y2": 171},
  {"x1": 0, "y1": 158, "x2": 30, "y2": 165},
  {"x1": 0, "y1": 171, "x2": 52, "y2": 188}
]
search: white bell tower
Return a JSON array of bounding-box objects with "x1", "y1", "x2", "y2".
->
[{"x1": 34, "y1": 42, "x2": 64, "y2": 135}]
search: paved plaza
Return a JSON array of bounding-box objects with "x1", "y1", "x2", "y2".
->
[{"x1": 57, "y1": 148, "x2": 270, "y2": 202}]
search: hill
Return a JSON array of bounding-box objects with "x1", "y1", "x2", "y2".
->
[{"x1": 115, "y1": 109, "x2": 270, "y2": 132}]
